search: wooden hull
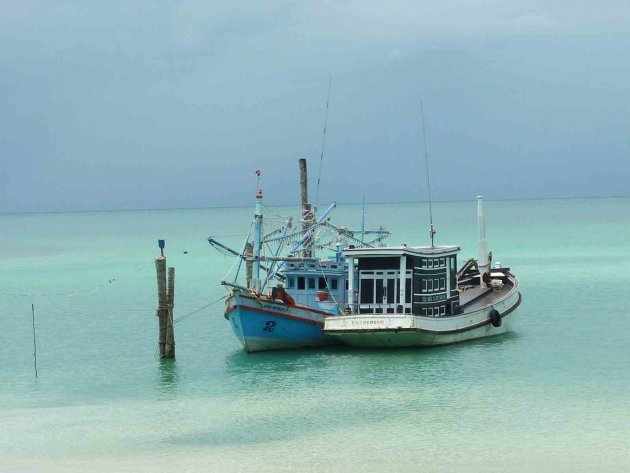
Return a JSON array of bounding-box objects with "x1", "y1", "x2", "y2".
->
[
  {"x1": 225, "y1": 291, "x2": 339, "y2": 352},
  {"x1": 324, "y1": 289, "x2": 521, "y2": 348}
]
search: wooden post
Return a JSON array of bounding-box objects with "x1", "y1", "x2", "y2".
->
[
  {"x1": 165, "y1": 267, "x2": 175, "y2": 358},
  {"x1": 245, "y1": 242, "x2": 253, "y2": 289},
  {"x1": 155, "y1": 256, "x2": 168, "y2": 357}
]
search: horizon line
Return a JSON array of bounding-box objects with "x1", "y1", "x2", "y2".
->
[{"x1": 1, "y1": 193, "x2": 628, "y2": 216}]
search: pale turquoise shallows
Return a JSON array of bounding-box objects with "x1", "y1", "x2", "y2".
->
[{"x1": 1, "y1": 198, "x2": 629, "y2": 472}]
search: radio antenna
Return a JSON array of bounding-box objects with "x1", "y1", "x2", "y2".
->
[
  {"x1": 420, "y1": 101, "x2": 436, "y2": 247},
  {"x1": 315, "y1": 75, "x2": 332, "y2": 208}
]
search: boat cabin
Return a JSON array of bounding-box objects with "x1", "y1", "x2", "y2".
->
[
  {"x1": 283, "y1": 259, "x2": 348, "y2": 309},
  {"x1": 343, "y1": 245, "x2": 461, "y2": 317}
]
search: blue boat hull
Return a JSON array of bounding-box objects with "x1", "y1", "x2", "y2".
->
[{"x1": 225, "y1": 292, "x2": 339, "y2": 352}]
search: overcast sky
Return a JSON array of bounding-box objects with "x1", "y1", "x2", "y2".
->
[{"x1": 1, "y1": 1, "x2": 629, "y2": 212}]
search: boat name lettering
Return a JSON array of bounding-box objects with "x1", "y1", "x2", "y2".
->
[
  {"x1": 262, "y1": 303, "x2": 289, "y2": 313},
  {"x1": 351, "y1": 319, "x2": 385, "y2": 326}
]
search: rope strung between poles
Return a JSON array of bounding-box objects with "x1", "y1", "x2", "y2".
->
[{"x1": 4, "y1": 260, "x2": 156, "y2": 298}]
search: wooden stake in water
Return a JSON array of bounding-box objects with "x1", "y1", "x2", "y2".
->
[
  {"x1": 155, "y1": 239, "x2": 175, "y2": 359},
  {"x1": 165, "y1": 266, "x2": 175, "y2": 358},
  {"x1": 155, "y1": 255, "x2": 168, "y2": 358},
  {"x1": 31, "y1": 304, "x2": 38, "y2": 378}
]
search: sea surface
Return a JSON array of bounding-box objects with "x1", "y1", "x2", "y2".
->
[{"x1": 1, "y1": 198, "x2": 629, "y2": 472}]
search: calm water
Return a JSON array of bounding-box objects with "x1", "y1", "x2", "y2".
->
[{"x1": 1, "y1": 198, "x2": 629, "y2": 472}]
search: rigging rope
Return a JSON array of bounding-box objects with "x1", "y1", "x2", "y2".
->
[
  {"x1": 173, "y1": 294, "x2": 227, "y2": 324},
  {"x1": 315, "y1": 76, "x2": 332, "y2": 208}
]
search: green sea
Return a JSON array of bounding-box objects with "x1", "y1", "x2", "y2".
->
[{"x1": 2, "y1": 198, "x2": 629, "y2": 472}]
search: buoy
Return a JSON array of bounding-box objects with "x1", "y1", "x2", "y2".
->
[{"x1": 489, "y1": 309, "x2": 502, "y2": 327}]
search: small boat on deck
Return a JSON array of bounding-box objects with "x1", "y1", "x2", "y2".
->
[{"x1": 323, "y1": 196, "x2": 522, "y2": 347}]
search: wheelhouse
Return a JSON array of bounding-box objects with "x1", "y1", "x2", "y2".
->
[
  {"x1": 283, "y1": 259, "x2": 348, "y2": 308},
  {"x1": 344, "y1": 245, "x2": 461, "y2": 317}
]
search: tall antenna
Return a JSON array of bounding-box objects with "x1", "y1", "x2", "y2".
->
[
  {"x1": 361, "y1": 194, "x2": 366, "y2": 244},
  {"x1": 315, "y1": 75, "x2": 332, "y2": 208},
  {"x1": 420, "y1": 101, "x2": 436, "y2": 247}
]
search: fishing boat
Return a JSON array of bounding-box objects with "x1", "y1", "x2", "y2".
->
[
  {"x1": 209, "y1": 160, "x2": 389, "y2": 352},
  {"x1": 324, "y1": 102, "x2": 521, "y2": 347},
  {"x1": 323, "y1": 196, "x2": 521, "y2": 347}
]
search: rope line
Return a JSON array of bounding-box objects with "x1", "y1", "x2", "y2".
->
[
  {"x1": 4, "y1": 260, "x2": 155, "y2": 298},
  {"x1": 172, "y1": 294, "x2": 227, "y2": 325}
]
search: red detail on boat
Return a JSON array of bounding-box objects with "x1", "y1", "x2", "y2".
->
[
  {"x1": 225, "y1": 303, "x2": 324, "y2": 326},
  {"x1": 239, "y1": 294, "x2": 333, "y2": 316}
]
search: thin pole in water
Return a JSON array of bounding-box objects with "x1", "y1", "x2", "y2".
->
[
  {"x1": 31, "y1": 304, "x2": 38, "y2": 378},
  {"x1": 420, "y1": 101, "x2": 436, "y2": 247}
]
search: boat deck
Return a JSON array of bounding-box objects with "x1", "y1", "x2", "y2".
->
[{"x1": 459, "y1": 276, "x2": 517, "y2": 312}]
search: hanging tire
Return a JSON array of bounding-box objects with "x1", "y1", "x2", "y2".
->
[{"x1": 489, "y1": 309, "x2": 502, "y2": 327}]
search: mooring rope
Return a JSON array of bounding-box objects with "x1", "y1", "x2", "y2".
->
[{"x1": 172, "y1": 294, "x2": 227, "y2": 325}]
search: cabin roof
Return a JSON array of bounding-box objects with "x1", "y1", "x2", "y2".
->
[{"x1": 342, "y1": 245, "x2": 460, "y2": 258}]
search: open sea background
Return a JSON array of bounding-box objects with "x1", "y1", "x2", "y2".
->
[{"x1": 1, "y1": 197, "x2": 629, "y2": 472}]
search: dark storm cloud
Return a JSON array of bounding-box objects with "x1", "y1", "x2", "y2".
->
[{"x1": 1, "y1": 1, "x2": 629, "y2": 211}]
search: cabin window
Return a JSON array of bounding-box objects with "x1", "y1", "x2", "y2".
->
[
  {"x1": 386, "y1": 278, "x2": 396, "y2": 304},
  {"x1": 421, "y1": 259, "x2": 427, "y2": 268},
  {"x1": 406, "y1": 279, "x2": 412, "y2": 303},
  {"x1": 308, "y1": 278, "x2": 315, "y2": 289},
  {"x1": 428, "y1": 307, "x2": 434, "y2": 317},
  {"x1": 288, "y1": 277, "x2": 295, "y2": 289},
  {"x1": 422, "y1": 279, "x2": 427, "y2": 291},
  {"x1": 440, "y1": 258, "x2": 445, "y2": 267},
  {"x1": 331, "y1": 278, "x2": 338, "y2": 290},
  {"x1": 434, "y1": 278, "x2": 440, "y2": 291},
  {"x1": 440, "y1": 305, "x2": 446, "y2": 316},
  {"x1": 297, "y1": 276, "x2": 305, "y2": 290},
  {"x1": 360, "y1": 278, "x2": 374, "y2": 303},
  {"x1": 434, "y1": 306, "x2": 440, "y2": 316},
  {"x1": 440, "y1": 278, "x2": 445, "y2": 291},
  {"x1": 450, "y1": 257, "x2": 456, "y2": 271},
  {"x1": 318, "y1": 277, "x2": 327, "y2": 289},
  {"x1": 422, "y1": 308, "x2": 427, "y2": 316},
  {"x1": 427, "y1": 279, "x2": 433, "y2": 292},
  {"x1": 428, "y1": 259, "x2": 433, "y2": 268}
]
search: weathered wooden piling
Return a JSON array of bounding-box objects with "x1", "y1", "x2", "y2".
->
[
  {"x1": 165, "y1": 266, "x2": 175, "y2": 358},
  {"x1": 155, "y1": 238, "x2": 175, "y2": 358},
  {"x1": 155, "y1": 255, "x2": 168, "y2": 357}
]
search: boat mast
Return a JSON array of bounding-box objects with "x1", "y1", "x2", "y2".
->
[
  {"x1": 477, "y1": 195, "x2": 489, "y2": 283},
  {"x1": 361, "y1": 194, "x2": 366, "y2": 244},
  {"x1": 299, "y1": 158, "x2": 314, "y2": 257},
  {"x1": 420, "y1": 101, "x2": 436, "y2": 247},
  {"x1": 315, "y1": 75, "x2": 332, "y2": 209},
  {"x1": 253, "y1": 169, "x2": 263, "y2": 292}
]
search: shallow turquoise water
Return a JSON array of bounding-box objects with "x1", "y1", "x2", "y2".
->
[{"x1": 1, "y1": 198, "x2": 629, "y2": 472}]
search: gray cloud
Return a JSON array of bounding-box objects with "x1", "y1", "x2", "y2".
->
[{"x1": 1, "y1": 1, "x2": 629, "y2": 211}]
